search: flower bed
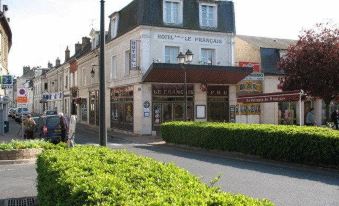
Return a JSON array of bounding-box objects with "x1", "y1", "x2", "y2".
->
[
  {"x1": 37, "y1": 146, "x2": 273, "y2": 206},
  {"x1": 161, "y1": 121, "x2": 339, "y2": 168}
]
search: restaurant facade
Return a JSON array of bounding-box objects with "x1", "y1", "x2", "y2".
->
[{"x1": 104, "y1": 0, "x2": 251, "y2": 134}]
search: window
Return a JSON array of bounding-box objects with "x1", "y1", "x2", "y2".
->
[
  {"x1": 201, "y1": 49, "x2": 215, "y2": 65},
  {"x1": 44, "y1": 83, "x2": 48, "y2": 91},
  {"x1": 111, "y1": 56, "x2": 117, "y2": 79},
  {"x1": 200, "y1": 4, "x2": 217, "y2": 28},
  {"x1": 65, "y1": 75, "x2": 68, "y2": 89},
  {"x1": 125, "y1": 51, "x2": 131, "y2": 76},
  {"x1": 165, "y1": 46, "x2": 179, "y2": 63},
  {"x1": 110, "y1": 15, "x2": 119, "y2": 39},
  {"x1": 163, "y1": 0, "x2": 182, "y2": 25}
]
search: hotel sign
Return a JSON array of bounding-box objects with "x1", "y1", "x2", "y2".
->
[
  {"x1": 155, "y1": 33, "x2": 225, "y2": 45},
  {"x1": 130, "y1": 40, "x2": 139, "y2": 70},
  {"x1": 152, "y1": 84, "x2": 194, "y2": 96}
]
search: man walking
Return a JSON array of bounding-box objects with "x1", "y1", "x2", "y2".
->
[
  {"x1": 59, "y1": 113, "x2": 69, "y2": 142},
  {"x1": 305, "y1": 108, "x2": 316, "y2": 126},
  {"x1": 331, "y1": 109, "x2": 339, "y2": 130},
  {"x1": 23, "y1": 114, "x2": 36, "y2": 139}
]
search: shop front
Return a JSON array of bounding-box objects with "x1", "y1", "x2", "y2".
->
[
  {"x1": 207, "y1": 85, "x2": 230, "y2": 122},
  {"x1": 110, "y1": 86, "x2": 134, "y2": 131},
  {"x1": 152, "y1": 84, "x2": 194, "y2": 131}
]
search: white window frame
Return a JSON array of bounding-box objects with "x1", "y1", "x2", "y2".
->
[
  {"x1": 111, "y1": 56, "x2": 117, "y2": 79},
  {"x1": 164, "y1": 45, "x2": 180, "y2": 64},
  {"x1": 163, "y1": 0, "x2": 183, "y2": 25},
  {"x1": 200, "y1": 48, "x2": 216, "y2": 65},
  {"x1": 199, "y1": 3, "x2": 218, "y2": 28},
  {"x1": 110, "y1": 15, "x2": 119, "y2": 39}
]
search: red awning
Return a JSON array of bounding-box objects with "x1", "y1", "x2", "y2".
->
[
  {"x1": 142, "y1": 63, "x2": 253, "y2": 84},
  {"x1": 237, "y1": 90, "x2": 302, "y2": 103}
]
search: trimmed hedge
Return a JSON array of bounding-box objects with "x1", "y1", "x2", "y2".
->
[
  {"x1": 161, "y1": 122, "x2": 339, "y2": 167},
  {"x1": 0, "y1": 139, "x2": 66, "y2": 151},
  {"x1": 37, "y1": 146, "x2": 273, "y2": 206}
]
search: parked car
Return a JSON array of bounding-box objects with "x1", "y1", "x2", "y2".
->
[
  {"x1": 15, "y1": 108, "x2": 30, "y2": 123},
  {"x1": 44, "y1": 110, "x2": 58, "y2": 116},
  {"x1": 10, "y1": 108, "x2": 17, "y2": 118},
  {"x1": 40, "y1": 115, "x2": 62, "y2": 144}
]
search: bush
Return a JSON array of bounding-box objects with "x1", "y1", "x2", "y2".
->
[
  {"x1": 37, "y1": 146, "x2": 273, "y2": 206},
  {"x1": 0, "y1": 139, "x2": 66, "y2": 151},
  {"x1": 161, "y1": 122, "x2": 339, "y2": 167}
]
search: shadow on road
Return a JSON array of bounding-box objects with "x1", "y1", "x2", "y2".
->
[{"x1": 134, "y1": 144, "x2": 339, "y2": 187}]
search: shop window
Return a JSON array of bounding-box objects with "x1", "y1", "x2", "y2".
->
[
  {"x1": 81, "y1": 99, "x2": 87, "y2": 122},
  {"x1": 278, "y1": 102, "x2": 297, "y2": 125},
  {"x1": 163, "y1": 0, "x2": 183, "y2": 25},
  {"x1": 165, "y1": 46, "x2": 179, "y2": 63},
  {"x1": 199, "y1": 3, "x2": 217, "y2": 28},
  {"x1": 201, "y1": 48, "x2": 215, "y2": 65}
]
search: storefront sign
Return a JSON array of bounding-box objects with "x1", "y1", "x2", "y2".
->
[
  {"x1": 236, "y1": 103, "x2": 261, "y2": 115},
  {"x1": 243, "y1": 73, "x2": 264, "y2": 81},
  {"x1": 152, "y1": 84, "x2": 194, "y2": 96},
  {"x1": 237, "y1": 80, "x2": 263, "y2": 95},
  {"x1": 207, "y1": 86, "x2": 229, "y2": 96},
  {"x1": 239, "y1": 62, "x2": 261, "y2": 72},
  {"x1": 130, "y1": 40, "x2": 139, "y2": 70},
  {"x1": 111, "y1": 86, "x2": 134, "y2": 97},
  {"x1": 143, "y1": 101, "x2": 150, "y2": 108},
  {"x1": 1, "y1": 75, "x2": 13, "y2": 88},
  {"x1": 155, "y1": 33, "x2": 225, "y2": 45},
  {"x1": 238, "y1": 91, "x2": 301, "y2": 103}
]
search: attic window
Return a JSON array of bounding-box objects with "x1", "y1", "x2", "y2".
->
[
  {"x1": 199, "y1": 3, "x2": 217, "y2": 28},
  {"x1": 110, "y1": 15, "x2": 119, "y2": 39},
  {"x1": 163, "y1": 0, "x2": 183, "y2": 25}
]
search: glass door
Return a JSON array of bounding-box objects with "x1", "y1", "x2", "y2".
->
[{"x1": 173, "y1": 103, "x2": 184, "y2": 121}]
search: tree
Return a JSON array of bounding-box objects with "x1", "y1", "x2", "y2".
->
[{"x1": 279, "y1": 23, "x2": 339, "y2": 121}]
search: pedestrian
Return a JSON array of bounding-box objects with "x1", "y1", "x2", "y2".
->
[
  {"x1": 305, "y1": 108, "x2": 316, "y2": 126},
  {"x1": 68, "y1": 115, "x2": 77, "y2": 147},
  {"x1": 331, "y1": 109, "x2": 339, "y2": 130},
  {"x1": 59, "y1": 113, "x2": 69, "y2": 142},
  {"x1": 23, "y1": 114, "x2": 36, "y2": 139}
]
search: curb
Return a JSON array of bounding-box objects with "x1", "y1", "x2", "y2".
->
[
  {"x1": 0, "y1": 158, "x2": 36, "y2": 165},
  {"x1": 162, "y1": 143, "x2": 339, "y2": 175}
]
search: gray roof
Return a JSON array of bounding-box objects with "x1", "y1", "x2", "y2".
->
[{"x1": 237, "y1": 35, "x2": 296, "y2": 50}]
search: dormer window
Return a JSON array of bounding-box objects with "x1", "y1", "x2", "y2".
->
[
  {"x1": 199, "y1": 3, "x2": 217, "y2": 28},
  {"x1": 163, "y1": 0, "x2": 183, "y2": 25},
  {"x1": 110, "y1": 14, "x2": 119, "y2": 39}
]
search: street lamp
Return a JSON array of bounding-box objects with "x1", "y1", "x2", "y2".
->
[
  {"x1": 99, "y1": 0, "x2": 106, "y2": 146},
  {"x1": 177, "y1": 49, "x2": 193, "y2": 121}
]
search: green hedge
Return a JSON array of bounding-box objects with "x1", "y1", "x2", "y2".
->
[
  {"x1": 161, "y1": 122, "x2": 339, "y2": 167},
  {"x1": 0, "y1": 139, "x2": 66, "y2": 151},
  {"x1": 37, "y1": 146, "x2": 273, "y2": 206}
]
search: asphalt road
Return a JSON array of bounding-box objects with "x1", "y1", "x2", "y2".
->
[{"x1": 0, "y1": 123, "x2": 338, "y2": 206}]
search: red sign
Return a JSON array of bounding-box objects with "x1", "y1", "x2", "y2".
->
[
  {"x1": 16, "y1": 96, "x2": 28, "y2": 103},
  {"x1": 237, "y1": 91, "x2": 301, "y2": 103},
  {"x1": 239, "y1": 62, "x2": 261, "y2": 72},
  {"x1": 70, "y1": 60, "x2": 78, "y2": 73}
]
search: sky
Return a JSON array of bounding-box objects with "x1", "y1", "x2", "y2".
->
[{"x1": 4, "y1": 0, "x2": 339, "y2": 77}]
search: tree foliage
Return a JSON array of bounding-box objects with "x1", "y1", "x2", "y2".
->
[{"x1": 279, "y1": 23, "x2": 339, "y2": 105}]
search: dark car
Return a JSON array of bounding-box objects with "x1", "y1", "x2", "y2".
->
[{"x1": 40, "y1": 115, "x2": 62, "y2": 144}]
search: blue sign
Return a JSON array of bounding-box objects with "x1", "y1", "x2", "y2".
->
[{"x1": 1, "y1": 75, "x2": 13, "y2": 86}]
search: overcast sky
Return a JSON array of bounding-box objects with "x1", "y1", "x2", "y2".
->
[{"x1": 5, "y1": 0, "x2": 339, "y2": 76}]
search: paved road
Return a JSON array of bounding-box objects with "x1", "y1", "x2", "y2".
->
[{"x1": 0, "y1": 123, "x2": 338, "y2": 206}]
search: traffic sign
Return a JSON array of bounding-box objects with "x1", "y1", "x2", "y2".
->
[
  {"x1": 16, "y1": 96, "x2": 28, "y2": 103},
  {"x1": 17, "y1": 88, "x2": 28, "y2": 97},
  {"x1": 1, "y1": 75, "x2": 13, "y2": 86}
]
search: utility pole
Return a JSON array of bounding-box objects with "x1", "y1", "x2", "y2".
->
[{"x1": 99, "y1": 0, "x2": 107, "y2": 146}]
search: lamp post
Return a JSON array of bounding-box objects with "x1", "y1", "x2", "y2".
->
[
  {"x1": 99, "y1": 0, "x2": 106, "y2": 146},
  {"x1": 177, "y1": 50, "x2": 193, "y2": 121}
]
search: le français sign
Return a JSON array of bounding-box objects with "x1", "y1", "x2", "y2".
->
[
  {"x1": 155, "y1": 33, "x2": 225, "y2": 45},
  {"x1": 152, "y1": 84, "x2": 194, "y2": 96}
]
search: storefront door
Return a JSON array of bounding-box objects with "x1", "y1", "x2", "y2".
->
[{"x1": 207, "y1": 86, "x2": 229, "y2": 122}]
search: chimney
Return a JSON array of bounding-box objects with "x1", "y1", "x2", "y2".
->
[
  {"x1": 82, "y1": 37, "x2": 91, "y2": 50},
  {"x1": 23, "y1": 66, "x2": 31, "y2": 75},
  {"x1": 75, "y1": 42, "x2": 82, "y2": 54},
  {"x1": 56, "y1": 57, "x2": 61, "y2": 67},
  {"x1": 48, "y1": 61, "x2": 53, "y2": 69},
  {"x1": 65, "y1": 46, "x2": 70, "y2": 62}
]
